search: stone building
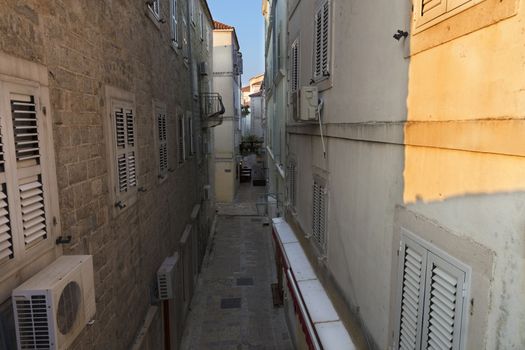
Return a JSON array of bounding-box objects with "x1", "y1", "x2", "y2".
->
[
  {"x1": 212, "y1": 21, "x2": 243, "y2": 203},
  {"x1": 0, "y1": 0, "x2": 219, "y2": 349}
]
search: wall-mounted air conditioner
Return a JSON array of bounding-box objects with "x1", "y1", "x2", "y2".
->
[
  {"x1": 298, "y1": 86, "x2": 319, "y2": 122},
  {"x1": 12, "y1": 255, "x2": 96, "y2": 350},
  {"x1": 157, "y1": 253, "x2": 179, "y2": 300}
]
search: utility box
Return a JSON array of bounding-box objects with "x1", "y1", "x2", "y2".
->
[{"x1": 299, "y1": 86, "x2": 319, "y2": 122}]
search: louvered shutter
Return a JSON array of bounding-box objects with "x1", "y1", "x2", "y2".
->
[
  {"x1": 419, "y1": 0, "x2": 447, "y2": 25},
  {"x1": 395, "y1": 236, "x2": 428, "y2": 350},
  {"x1": 178, "y1": 116, "x2": 185, "y2": 163},
  {"x1": 314, "y1": 1, "x2": 330, "y2": 81},
  {"x1": 0, "y1": 111, "x2": 12, "y2": 262},
  {"x1": 290, "y1": 40, "x2": 300, "y2": 93},
  {"x1": 157, "y1": 112, "x2": 168, "y2": 178},
  {"x1": 10, "y1": 95, "x2": 49, "y2": 249},
  {"x1": 288, "y1": 163, "x2": 296, "y2": 208},
  {"x1": 421, "y1": 253, "x2": 467, "y2": 350},
  {"x1": 312, "y1": 180, "x2": 326, "y2": 249},
  {"x1": 114, "y1": 107, "x2": 137, "y2": 198},
  {"x1": 189, "y1": 116, "x2": 194, "y2": 156}
]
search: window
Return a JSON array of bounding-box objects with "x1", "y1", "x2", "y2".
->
[
  {"x1": 178, "y1": 114, "x2": 185, "y2": 164},
  {"x1": 0, "y1": 79, "x2": 58, "y2": 289},
  {"x1": 148, "y1": 0, "x2": 161, "y2": 19},
  {"x1": 312, "y1": 177, "x2": 327, "y2": 251},
  {"x1": 206, "y1": 25, "x2": 210, "y2": 51},
  {"x1": 313, "y1": 0, "x2": 331, "y2": 82},
  {"x1": 287, "y1": 161, "x2": 297, "y2": 210},
  {"x1": 290, "y1": 38, "x2": 300, "y2": 93},
  {"x1": 394, "y1": 232, "x2": 470, "y2": 350},
  {"x1": 182, "y1": 16, "x2": 189, "y2": 59},
  {"x1": 170, "y1": 0, "x2": 179, "y2": 46},
  {"x1": 155, "y1": 103, "x2": 168, "y2": 180},
  {"x1": 414, "y1": 0, "x2": 481, "y2": 31},
  {"x1": 105, "y1": 87, "x2": 138, "y2": 213}
]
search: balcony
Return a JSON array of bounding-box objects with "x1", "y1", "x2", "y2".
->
[{"x1": 201, "y1": 92, "x2": 225, "y2": 128}]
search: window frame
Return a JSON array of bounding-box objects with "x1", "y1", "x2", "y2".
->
[
  {"x1": 104, "y1": 86, "x2": 138, "y2": 216},
  {"x1": 0, "y1": 56, "x2": 61, "y2": 303},
  {"x1": 413, "y1": 0, "x2": 485, "y2": 33},
  {"x1": 178, "y1": 113, "x2": 186, "y2": 164},
  {"x1": 311, "y1": 174, "x2": 328, "y2": 253},
  {"x1": 148, "y1": 0, "x2": 161, "y2": 20}
]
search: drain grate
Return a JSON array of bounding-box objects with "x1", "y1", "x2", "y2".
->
[
  {"x1": 220, "y1": 298, "x2": 242, "y2": 309},
  {"x1": 236, "y1": 277, "x2": 254, "y2": 286}
]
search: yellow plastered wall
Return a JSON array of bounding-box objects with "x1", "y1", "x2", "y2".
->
[{"x1": 405, "y1": 0, "x2": 524, "y2": 203}]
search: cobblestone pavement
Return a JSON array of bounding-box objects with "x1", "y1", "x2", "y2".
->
[{"x1": 180, "y1": 184, "x2": 293, "y2": 350}]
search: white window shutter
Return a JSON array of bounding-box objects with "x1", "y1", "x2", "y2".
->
[
  {"x1": 0, "y1": 114, "x2": 12, "y2": 262},
  {"x1": 290, "y1": 39, "x2": 300, "y2": 93},
  {"x1": 157, "y1": 112, "x2": 168, "y2": 177},
  {"x1": 419, "y1": 0, "x2": 447, "y2": 25},
  {"x1": 10, "y1": 95, "x2": 48, "y2": 249},
  {"x1": 312, "y1": 180, "x2": 326, "y2": 250},
  {"x1": 178, "y1": 116, "x2": 185, "y2": 163},
  {"x1": 288, "y1": 163, "x2": 296, "y2": 208},
  {"x1": 314, "y1": 1, "x2": 330, "y2": 81},
  {"x1": 314, "y1": 7, "x2": 323, "y2": 79},
  {"x1": 114, "y1": 107, "x2": 137, "y2": 196},
  {"x1": 421, "y1": 253, "x2": 467, "y2": 350},
  {"x1": 395, "y1": 236, "x2": 428, "y2": 350},
  {"x1": 321, "y1": 1, "x2": 330, "y2": 76}
]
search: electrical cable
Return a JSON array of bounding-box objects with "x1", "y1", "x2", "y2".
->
[{"x1": 316, "y1": 98, "x2": 326, "y2": 159}]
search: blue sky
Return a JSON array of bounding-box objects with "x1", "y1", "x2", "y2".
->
[{"x1": 207, "y1": 0, "x2": 265, "y2": 85}]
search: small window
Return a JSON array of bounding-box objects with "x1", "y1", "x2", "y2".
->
[
  {"x1": 313, "y1": 0, "x2": 331, "y2": 82},
  {"x1": 187, "y1": 114, "x2": 195, "y2": 156},
  {"x1": 178, "y1": 114, "x2": 185, "y2": 164},
  {"x1": 105, "y1": 87, "x2": 138, "y2": 213},
  {"x1": 394, "y1": 232, "x2": 470, "y2": 350},
  {"x1": 170, "y1": 0, "x2": 179, "y2": 46},
  {"x1": 155, "y1": 103, "x2": 168, "y2": 180},
  {"x1": 148, "y1": 0, "x2": 161, "y2": 19},
  {"x1": 182, "y1": 17, "x2": 189, "y2": 59},
  {"x1": 312, "y1": 177, "x2": 327, "y2": 251}
]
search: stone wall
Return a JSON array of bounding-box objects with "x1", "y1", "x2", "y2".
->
[{"x1": 0, "y1": 0, "x2": 212, "y2": 349}]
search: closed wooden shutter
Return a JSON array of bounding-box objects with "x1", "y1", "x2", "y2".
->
[
  {"x1": 10, "y1": 95, "x2": 48, "y2": 249},
  {"x1": 157, "y1": 111, "x2": 168, "y2": 178},
  {"x1": 422, "y1": 253, "x2": 467, "y2": 350},
  {"x1": 114, "y1": 107, "x2": 137, "y2": 198},
  {"x1": 395, "y1": 237, "x2": 427, "y2": 350},
  {"x1": 419, "y1": 0, "x2": 447, "y2": 25},
  {"x1": 290, "y1": 39, "x2": 300, "y2": 93},
  {"x1": 288, "y1": 162, "x2": 297, "y2": 208},
  {"x1": 314, "y1": 1, "x2": 330, "y2": 81},
  {"x1": 312, "y1": 179, "x2": 326, "y2": 250},
  {"x1": 178, "y1": 116, "x2": 185, "y2": 163},
  {"x1": 0, "y1": 114, "x2": 12, "y2": 262}
]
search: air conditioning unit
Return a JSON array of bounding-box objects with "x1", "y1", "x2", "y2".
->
[
  {"x1": 199, "y1": 61, "x2": 209, "y2": 76},
  {"x1": 298, "y1": 86, "x2": 319, "y2": 122},
  {"x1": 12, "y1": 255, "x2": 95, "y2": 350},
  {"x1": 157, "y1": 253, "x2": 179, "y2": 300}
]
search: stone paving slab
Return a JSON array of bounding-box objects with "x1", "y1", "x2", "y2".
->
[{"x1": 180, "y1": 200, "x2": 293, "y2": 350}]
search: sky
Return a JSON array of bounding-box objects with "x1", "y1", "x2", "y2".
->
[{"x1": 207, "y1": 0, "x2": 265, "y2": 86}]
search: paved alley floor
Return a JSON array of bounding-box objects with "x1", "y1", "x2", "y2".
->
[{"x1": 180, "y1": 184, "x2": 293, "y2": 350}]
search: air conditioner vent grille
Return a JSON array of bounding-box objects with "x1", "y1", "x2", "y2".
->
[{"x1": 15, "y1": 295, "x2": 52, "y2": 349}]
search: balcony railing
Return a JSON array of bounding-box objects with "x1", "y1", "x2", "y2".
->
[{"x1": 201, "y1": 93, "x2": 225, "y2": 128}]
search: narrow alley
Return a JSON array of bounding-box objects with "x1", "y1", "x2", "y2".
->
[{"x1": 180, "y1": 184, "x2": 292, "y2": 349}]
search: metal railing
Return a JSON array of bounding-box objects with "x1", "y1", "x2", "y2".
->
[{"x1": 201, "y1": 93, "x2": 225, "y2": 127}]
